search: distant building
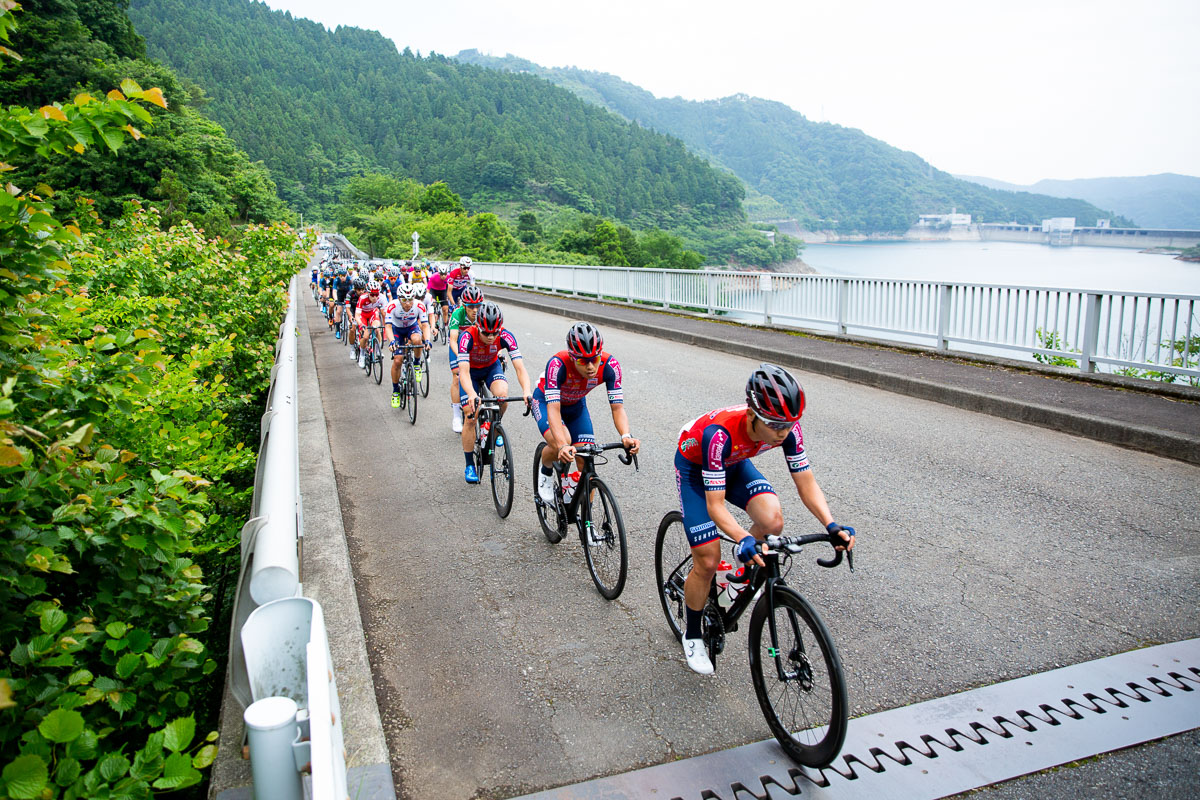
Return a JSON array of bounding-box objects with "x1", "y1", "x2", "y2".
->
[
  {"x1": 1096, "y1": 219, "x2": 1111, "y2": 228},
  {"x1": 917, "y1": 210, "x2": 972, "y2": 228}
]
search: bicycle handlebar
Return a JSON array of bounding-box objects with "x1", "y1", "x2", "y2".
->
[
  {"x1": 719, "y1": 530, "x2": 855, "y2": 572},
  {"x1": 572, "y1": 441, "x2": 639, "y2": 470}
]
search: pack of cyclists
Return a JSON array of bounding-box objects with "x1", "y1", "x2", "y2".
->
[{"x1": 310, "y1": 249, "x2": 856, "y2": 678}]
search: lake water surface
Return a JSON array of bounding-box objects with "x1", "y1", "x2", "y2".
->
[{"x1": 802, "y1": 241, "x2": 1200, "y2": 295}]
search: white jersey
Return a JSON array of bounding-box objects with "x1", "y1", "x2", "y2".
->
[{"x1": 386, "y1": 298, "x2": 428, "y2": 329}]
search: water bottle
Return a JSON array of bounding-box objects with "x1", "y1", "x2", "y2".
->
[
  {"x1": 714, "y1": 559, "x2": 733, "y2": 609},
  {"x1": 561, "y1": 470, "x2": 581, "y2": 503},
  {"x1": 724, "y1": 565, "x2": 748, "y2": 608},
  {"x1": 479, "y1": 420, "x2": 490, "y2": 442}
]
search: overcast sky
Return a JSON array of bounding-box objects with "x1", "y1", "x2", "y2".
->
[{"x1": 261, "y1": 0, "x2": 1198, "y2": 185}]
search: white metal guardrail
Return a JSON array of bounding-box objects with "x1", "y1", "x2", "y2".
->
[
  {"x1": 475, "y1": 262, "x2": 1200, "y2": 383},
  {"x1": 226, "y1": 276, "x2": 348, "y2": 800}
]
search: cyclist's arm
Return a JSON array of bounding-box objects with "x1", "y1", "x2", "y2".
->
[
  {"x1": 510, "y1": 355, "x2": 532, "y2": 401},
  {"x1": 545, "y1": 400, "x2": 572, "y2": 452},
  {"x1": 608, "y1": 404, "x2": 639, "y2": 454},
  {"x1": 791, "y1": 470, "x2": 834, "y2": 530}
]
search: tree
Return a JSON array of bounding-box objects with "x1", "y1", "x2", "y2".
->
[{"x1": 417, "y1": 180, "x2": 465, "y2": 215}]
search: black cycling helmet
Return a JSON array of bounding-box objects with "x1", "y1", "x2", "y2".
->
[
  {"x1": 746, "y1": 363, "x2": 805, "y2": 424},
  {"x1": 353, "y1": 277, "x2": 366, "y2": 290},
  {"x1": 460, "y1": 286, "x2": 484, "y2": 307},
  {"x1": 476, "y1": 301, "x2": 503, "y2": 334},
  {"x1": 566, "y1": 321, "x2": 603, "y2": 359}
]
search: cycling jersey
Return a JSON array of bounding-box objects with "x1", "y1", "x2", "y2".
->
[
  {"x1": 383, "y1": 276, "x2": 401, "y2": 300},
  {"x1": 457, "y1": 326, "x2": 520, "y2": 369},
  {"x1": 427, "y1": 272, "x2": 449, "y2": 292},
  {"x1": 538, "y1": 350, "x2": 623, "y2": 407},
  {"x1": 448, "y1": 267, "x2": 473, "y2": 291},
  {"x1": 334, "y1": 276, "x2": 351, "y2": 302},
  {"x1": 676, "y1": 405, "x2": 809, "y2": 492},
  {"x1": 385, "y1": 298, "x2": 428, "y2": 330},
  {"x1": 357, "y1": 293, "x2": 385, "y2": 322}
]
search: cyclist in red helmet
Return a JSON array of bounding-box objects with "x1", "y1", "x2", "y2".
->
[
  {"x1": 456, "y1": 302, "x2": 532, "y2": 484},
  {"x1": 672, "y1": 363, "x2": 854, "y2": 675},
  {"x1": 531, "y1": 322, "x2": 641, "y2": 504}
]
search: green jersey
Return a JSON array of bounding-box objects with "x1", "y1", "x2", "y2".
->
[{"x1": 449, "y1": 305, "x2": 475, "y2": 333}]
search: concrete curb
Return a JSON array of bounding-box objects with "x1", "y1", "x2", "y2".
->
[
  {"x1": 484, "y1": 284, "x2": 1200, "y2": 466},
  {"x1": 208, "y1": 275, "x2": 394, "y2": 800}
]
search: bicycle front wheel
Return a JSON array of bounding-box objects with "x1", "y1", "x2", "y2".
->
[
  {"x1": 579, "y1": 477, "x2": 628, "y2": 600},
  {"x1": 748, "y1": 587, "x2": 848, "y2": 768},
  {"x1": 419, "y1": 356, "x2": 430, "y2": 397},
  {"x1": 489, "y1": 422, "x2": 514, "y2": 518},
  {"x1": 405, "y1": 362, "x2": 418, "y2": 424},
  {"x1": 532, "y1": 442, "x2": 565, "y2": 543},
  {"x1": 373, "y1": 342, "x2": 384, "y2": 384},
  {"x1": 654, "y1": 511, "x2": 691, "y2": 640}
]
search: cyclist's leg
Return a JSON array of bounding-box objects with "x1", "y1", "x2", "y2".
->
[
  {"x1": 459, "y1": 368, "x2": 482, "y2": 453},
  {"x1": 389, "y1": 327, "x2": 405, "y2": 388},
  {"x1": 409, "y1": 331, "x2": 424, "y2": 367}
]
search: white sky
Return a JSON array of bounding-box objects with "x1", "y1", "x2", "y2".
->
[{"x1": 261, "y1": 0, "x2": 1199, "y2": 185}]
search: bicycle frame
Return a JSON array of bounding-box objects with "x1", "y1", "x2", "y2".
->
[{"x1": 548, "y1": 443, "x2": 636, "y2": 522}]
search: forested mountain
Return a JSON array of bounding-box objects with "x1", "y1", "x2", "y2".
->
[
  {"x1": 957, "y1": 173, "x2": 1200, "y2": 229},
  {"x1": 453, "y1": 51, "x2": 1134, "y2": 234},
  {"x1": 127, "y1": 0, "x2": 744, "y2": 234},
  {"x1": 0, "y1": 0, "x2": 285, "y2": 232}
]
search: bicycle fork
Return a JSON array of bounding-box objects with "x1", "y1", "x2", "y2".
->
[{"x1": 763, "y1": 579, "x2": 813, "y2": 686}]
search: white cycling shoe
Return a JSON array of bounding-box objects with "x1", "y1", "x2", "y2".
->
[
  {"x1": 537, "y1": 469, "x2": 555, "y2": 504},
  {"x1": 682, "y1": 637, "x2": 714, "y2": 675}
]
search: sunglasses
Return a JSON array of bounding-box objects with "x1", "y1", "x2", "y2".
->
[
  {"x1": 574, "y1": 356, "x2": 601, "y2": 365},
  {"x1": 753, "y1": 409, "x2": 793, "y2": 431}
]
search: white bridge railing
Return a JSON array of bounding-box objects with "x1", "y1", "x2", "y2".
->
[{"x1": 475, "y1": 262, "x2": 1200, "y2": 383}]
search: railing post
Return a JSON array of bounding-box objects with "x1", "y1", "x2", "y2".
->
[
  {"x1": 760, "y1": 273, "x2": 772, "y2": 325},
  {"x1": 626, "y1": 269, "x2": 632, "y2": 304},
  {"x1": 936, "y1": 283, "x2": 952, "y2": 351},
  {"x1": 1080, "y1": 292, "x2": 1102, "y2": 373},
  {"x1": 836, "y1": 279, "x2": 849, "y2": 335},
  {"x1": 572, "y1": 266, "x2": 578, "y2": 296},
  {"x1": 663, "y1": 271, "x2": 670, "y2": 309},
  {"x1": 706, "y1": 272, "x2": 715, "y2": 315}
]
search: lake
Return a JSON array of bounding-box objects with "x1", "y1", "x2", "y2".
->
[{"x1": 801, "y1": 241, "x2": 1200, "y2": 296}]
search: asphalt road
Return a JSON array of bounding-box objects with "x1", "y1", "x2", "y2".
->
[{"x1": 302, "y1": 292, "x2": 1199, "y2": 800}]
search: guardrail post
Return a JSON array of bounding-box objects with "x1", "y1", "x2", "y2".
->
[
  {"x1": 572, "y1": 267, "x2": 578, "y2": 297},
  {"x1": 244, "y1": 697, "x2": 303, "y2": 800},
  {"x1": 663, "y1": 272, "x2": 670, "y2": 309},
  {"x1": 1080, "y1": 292, "x2": 1102, "y2": 373},
  {"x1": 836, "y1": 279, "x2": 849, "y2": 334},
  {"x1": 936, "y1": 283, "x2": 952, "y2": 351},
  {"x1": 626, "y1": 269, "x2": 632, "y2": 303},
  {"x1": 706, "y1": 272, "x2": 715, "y2": 315}
]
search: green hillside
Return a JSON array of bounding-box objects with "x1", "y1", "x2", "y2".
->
[
  {"x1": 127, "y1": 0, "x2": 745, "y2": 235},
  {"x1": 453, "y1": 51, "x2": 1135, "y2": 234}
]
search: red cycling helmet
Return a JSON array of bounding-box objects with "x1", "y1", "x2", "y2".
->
[
  {"x1": 477, "y1": 301, "x2": 503, "y2": 334},
  {"x1": 746, "y1": 363, "x2": 805, "y2": 424},
  {"x1": 566, "y1": 321, "x2": 603, "y2": 359},
  {"x1": 460, "y1": 286, "x2": 484, "y2": 307}
]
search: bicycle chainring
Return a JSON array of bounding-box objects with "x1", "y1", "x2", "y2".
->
[{"x1": 702, "y1": 603, "x2": 725, "y2": 658}]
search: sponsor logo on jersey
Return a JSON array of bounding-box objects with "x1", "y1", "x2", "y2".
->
[{"x1": 680, "y1": 437, "x2": 699, "y2": 453}]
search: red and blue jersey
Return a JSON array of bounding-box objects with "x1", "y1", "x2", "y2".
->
[
  {"x1": 676, "y1": 405, "x2": 809, "y2": 492},
  {"x1": 538, "y1": 350, "x2": 623, "y2": 407},
  {"x1": 457, "y1": 326, "x2": 521, "y2": 369},
  {"x1": 448, "y1": 267, "x2": 473, "y2": 291}
]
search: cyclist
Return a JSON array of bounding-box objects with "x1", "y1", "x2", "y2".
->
[
  {"x1": 448, "y1": 256, "x2": 474, "y2": 307},
  {"x1": 447, "y1": 285, "x2": 484, "y2": 432},
  {"x1": 385, "y1": 283, "x2": 430, "y2": 408},
  {"x1": 427, "y1": 263, "x2": 451, "y2": 336},
  {"x1": 331, "y1": 267, "x2": 351, "y2": 337},
  {"x1": 673, "y1": 364, "x2": 855, "y2": 675},
  {"x1": 346, "y1": 277, "x2": 365, "y2": 359},
  {"x1": 456, "y1": 302, "x2": 532, "y2": 484},
  {"x1": 532, "y1": 322, "x2": 641, "y2": 504},
  {"x1": 309, "y1": 262, "x2": 319, "y2": 295},
  {"x1": 355, "y1": 280, "x2": 386, "y2": 369},
  {"x1": 383, "y1": 265, "x2": 402, "y2": 300}
]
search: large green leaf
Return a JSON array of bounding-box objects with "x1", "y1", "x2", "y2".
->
[
  {"x1": 162, "y1": 716, "x2": 196, "y2": 753},
  {"x1": 38, "y1": 708, "x2": 85, "y2": 743},
  {"x1": 152, "y1": 752, "x2": 201, "y2": 790},
  {"x1": 2, "y1": 754, "x2": 48, "y2": 800},
  {"x1": 97, "y1": 752, "x2": 130, "y2": 782}
]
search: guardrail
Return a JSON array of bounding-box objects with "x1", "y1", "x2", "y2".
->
[
  {"x1": 225, "y1": 276, "x2": 348, "y2": 800},
  {"x1": 475, "y1": 262, "x2": 1200, "y2": 382}
]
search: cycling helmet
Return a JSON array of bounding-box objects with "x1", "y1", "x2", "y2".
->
[
  {"x1": 353, "y1": 277, "x2": 366, "y2": 290},
  {"x1": 438, "y1": 264, "x2": 449, "y2": 275},
  {"x1": 566, "y1": 321, "x2": 603, "y2": 359},
  {"x1": 460, "y1": 286, "x2": 484, "y2": 307},
  {"x1": 337, "y1": 266, "x2": 347, "y2": 276},
  {"x1": 367, "y1": 280, "x2": 381, "y2": 294},
  {"x1": 745, "y1": 363, "x2": 805, "y2": 424},
  {"x1": 397, "y1": 283, "x2": 416, "y2": 301},
  {"x1": 459, "y1": 256, "x2": 473, "y2": 268},
  {"x1": 372, "y1": 271, "x2": 383, "y2": 282},
  {"x1": 412, "y1": 282, "x2": 426, "y2": 296},
  {"x1": 387, "y1": 265, "x2": 399, "y2": 277},
  {"x1": 477, "y1": 301, "x2": 503, "y2": 334}
]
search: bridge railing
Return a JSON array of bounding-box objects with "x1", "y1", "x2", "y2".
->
[{"x1": 475, "y1": 262, "x2": 1200, "y2": 382}]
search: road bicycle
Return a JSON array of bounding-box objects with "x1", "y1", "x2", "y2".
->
[
  {"x1": 390, "y1": 343, "x2": 423, "y2": 424},
  {"x1": 654, "y1": 516, "x2": 854, "y2": 767},
  {"x1": 362, "y1": 326, "x2": 384, "y2": 384},
  {"x1": 466, "y1": 380, "x2": 525, "y2": 519},
  {"x1": 339, "y1": 303, "x2": 351, "y2": 345},
  {"x1": 533, "y1": 440, "x2": 636, "y2": 599}
]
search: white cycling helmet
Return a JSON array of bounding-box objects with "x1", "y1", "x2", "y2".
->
[
  {"x1": 366, "y1": 280, "x2": 381, "y2": 294},
  {"x1": 412, "y1": 282, "x2": 426, "y2": 296},
  {"x1": 459, "y1": 256, "x2": 473, "y2": 268},
  {"x1": 438, "y1": 263, "x2": 449, "y2": 275},
  {"x1": 397, "y1": 283, "x2": 416, "y2": 301}
]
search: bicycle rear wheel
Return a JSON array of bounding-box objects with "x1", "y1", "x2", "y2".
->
[
  {"x1": 419, "y1": 355, "x2": 430, "y2": 397},
  {"x1": 532, "y1": 442, "x2": 565, "y2": 543},
  {"x1": 489, "y1": 422, "x2": 514, "y2": 518},
  {"x1": 580, "y1": 477, "x2": 628, "y2": 600},
  {"x1": 373, "y1": 341, "x2": 384, "y2": 384},
  {"x1": 654, "y1": 511, "x2": 691, "y2": 640},
  {"x1": 748, "y1": 587, "x2": 848, "y2": 768},
  {"x1": 405, "y1": 361, "x2": 418, "y2": 424}
]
